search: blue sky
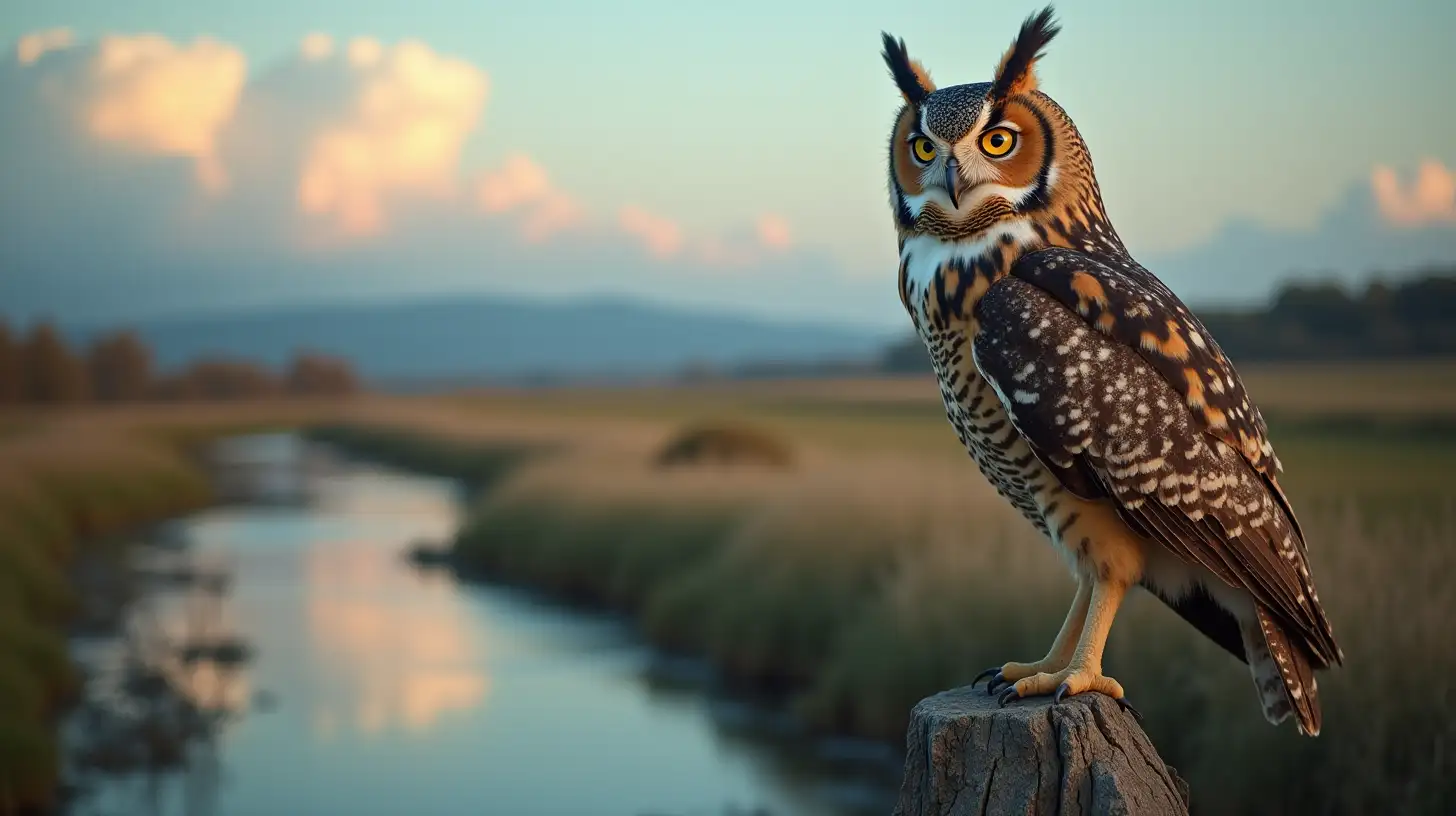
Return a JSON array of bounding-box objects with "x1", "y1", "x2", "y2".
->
[{"x1": 2, "y1": 0, "x2": 1454, "y2": 327}]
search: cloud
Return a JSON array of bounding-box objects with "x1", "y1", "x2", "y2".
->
[
  {"x1": 16, "y1": 28, "x2": 73, "y2": 65},
  {"x1": 1146, "y1": 171, "x2": 1456, "y2": 308},
  {"x1": 756, "y1": 214, "x2": 792, "y2": 250},
  {"x1": 618, "y1": 205, "x2": 684, "y2": 258},
  {"x1": 0, "y1": 29, "x2": 892, "y2": 329},
  {"x1": 1373, "y1": 159, "x2": 1456, "y2": 227},
  {"x1": 689, "y1": 214, "x2": 795, "y2": 267},
  {"x1": 295, "y1": 39, "x2": 488, "y2": 238},
  {"x1": 475, "y1": 153, "x2": 582, "y2": 242},
  {"x1": 615, "y1": 207, "x2": 795, "y2": 266},
  {"x1": 300, "y1": 33, "x2": 334, "y2": 62},
  {"x1": 347, "y1": 37, "x2": 384, "y2": 69},
  {"x1": 13, "y1": 32, "x2": 248, "y2": 191}
]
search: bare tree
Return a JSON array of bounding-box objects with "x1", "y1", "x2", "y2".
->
[
  {"x1": 88, "y1": 329, "x2": 154, "y2": 402},
  {"x1": 23, "y1": 320, "x2": 90, "y2": 404},
  {"x1": 0, "y1": 320, "x2": 20, "y2": 404},
  {"x1": 285, "y1": 351, "x2": 360, "y2": 397},
  {"x1": 158, "y1": 359, "x2": 281, "y2": 401}
]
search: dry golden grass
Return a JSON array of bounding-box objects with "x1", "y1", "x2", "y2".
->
[
  {"x1": 0, "y1": 397, "x2": 371, "y2": 809},
  {"x1": 433, "y1": 364, "x2": 1456, "y2": 814},
  {"x1": 3, "y1": 361, "x2": 1453, "y2": 812}
]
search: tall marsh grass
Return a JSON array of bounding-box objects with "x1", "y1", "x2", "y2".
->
[
  {"x1": 0, "y1": 400, "x2": 353, "y2": 810},
  {"x1": 0, "y1": 429, "x2": 212, "y2": 808},
  {"x1": 436, "y1": 413, "x2": 1456, "y2": 815}
]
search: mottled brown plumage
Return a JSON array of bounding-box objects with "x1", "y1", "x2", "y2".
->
[{"x1": 881, "y1": 5, "x2": 1342, "y2": 735}]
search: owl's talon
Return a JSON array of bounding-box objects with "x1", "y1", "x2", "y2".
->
[
  {"x1": 987, "y1": 671, "x2": 1010, "y2": 695},
  {"x1": 1052, "y1": 682, "x2": 1137, "y2": 718},
  {"x1": 1116, "y1": 697, "x2": 1143, "y2": 720},
  {"x1": 973, "y1": 666, "x2": 1000, "y2": 690},
  {"x1": 997, "y1": 686, "x2": 1022, "y2": 707},
  {"x1": 995, "y1": 666, "x2": 1126, "y2": 708}
]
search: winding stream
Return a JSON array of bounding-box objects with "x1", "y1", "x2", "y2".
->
[{"x1": 61, "y1": 433, "x2": 901, "y2": 816}]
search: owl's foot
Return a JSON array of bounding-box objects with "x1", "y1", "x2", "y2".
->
[
  {"x1": 974, "y1": 660, "x2": 1070, "y2": 696},
  {"x1": 994, "y1": 666, "x2": 1141, "y2": 719}
]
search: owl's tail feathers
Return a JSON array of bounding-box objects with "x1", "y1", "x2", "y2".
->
[{"x1": 1242, "y1": 604, "x2": 1322, "y2": 737}]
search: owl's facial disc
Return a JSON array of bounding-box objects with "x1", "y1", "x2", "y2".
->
[{"x1": 926, "y1": 118, "x2": 1023, "y2": 218}]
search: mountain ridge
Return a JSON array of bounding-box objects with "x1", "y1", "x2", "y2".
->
[{"x1": 70, "y1": 292, "x2": 893, "y2": 384}]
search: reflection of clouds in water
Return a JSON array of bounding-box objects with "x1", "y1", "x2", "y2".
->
[
  {"x1": 186, "y1": 662, "x2": 252, "y2": 714},
  {"x1": 305, "y1": 538, "x2": 488, "y2": 737}
]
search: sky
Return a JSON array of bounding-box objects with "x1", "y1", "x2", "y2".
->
[{"x1": 1, "y1": 0, "x2": 1454, "y2": 329}]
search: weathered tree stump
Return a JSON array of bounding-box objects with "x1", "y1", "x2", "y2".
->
[{"x1": 893, "y1": 685, "x2": 1190, "y2": 815}]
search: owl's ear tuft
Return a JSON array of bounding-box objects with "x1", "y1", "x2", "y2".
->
[
  {"x1": 991, "y1": 5, "x2": 1061, "y2": 101},
  {"x1": 881, "y1": 33, "x2": 934, "y2": 105}
]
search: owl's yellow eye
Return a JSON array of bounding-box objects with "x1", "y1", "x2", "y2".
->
[
  {"x1": 980, "y1": 127, "x2": 1017, "y2": 158},
  {"x1": 911, "y1": 137, "x2": 937, "y2": 163}
]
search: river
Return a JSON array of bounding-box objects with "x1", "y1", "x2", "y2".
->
[{"x1": 60, "y1": 433, "x2": 901, "y2": 816}]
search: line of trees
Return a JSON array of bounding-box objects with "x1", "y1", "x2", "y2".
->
[
  {"x1": 0, "y1": 319, "x2": 359, "y2": 406},
  {"x1": 1196, "y1": 272, "x2": 1456, "y2": 362}
]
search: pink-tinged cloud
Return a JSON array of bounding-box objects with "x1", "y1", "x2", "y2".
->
[
  {"x1": 519, "y1": 193, "x2": 583, "y2": 243},
  {"x1": 476, "y1": 154, "x2": 582, "y2": 242},
  {"x1": 690, "y1": 214, "x2": 795, "y2": 267},
  {"x1": 478, "y1": 153, "x2": 550, "y2": 212},
  {"x1": 58, "y1": 34, "x2": 247, "y2": 192},
  {"x1": 1372, "y1": 160, "x2": 1456, "y2": 227},
  {"x1": 347, "y1": 37, "x2": 384, "y2": 68},
  {"x1": 756, "y1": 214, "x2": 792, "y2": 250},
  {"x1": 16, "y1": 28, "x2": 73, "y2": 65},
  {"x1": 619, "y1": 205, "x2": 684, "y2": 258},
  {"x1": 300, "y1": 33, "x2": 334, "y2": 61},
  {"x1": 296, "y1": 39, "x2": 488, "y2": 238}
]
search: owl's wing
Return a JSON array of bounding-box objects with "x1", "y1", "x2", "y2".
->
[
  {"x1": 970, "y1": 269, "x2": 1341, "y2": 668},
  {"x1": 1010, "y1": 247, "x2": 1309, "y2": 547}
]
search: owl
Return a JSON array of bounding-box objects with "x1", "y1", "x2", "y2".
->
[{"x1": 880, "y1": 6, "x2": 1342, "y2": 735}]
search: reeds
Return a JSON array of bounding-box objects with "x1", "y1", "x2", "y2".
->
[
  {"x1": 0, "y1": 400, "x2": 349, "y2": 810},
  {"x1": 434, "y1": 409, "x2": 1456, "y2": 815}
]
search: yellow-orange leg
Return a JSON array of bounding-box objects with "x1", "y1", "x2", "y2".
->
[
  {"x1": 995, "y1": 577, "x2": 1139, "y2": 717},
  {"x1": 978, "y1": 579, "x2": 1091, "y2": 694}
]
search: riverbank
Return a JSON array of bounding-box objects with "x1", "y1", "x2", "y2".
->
[
  {"x1": 0, "y1": 403, "x2": 349, "y2": 811},
  {"x1": 7, "y1": 371, "x2": 1454, "y2": 814},
  {"x1": 308, "y1": 371, "x2": 1456, "y2": 816}
]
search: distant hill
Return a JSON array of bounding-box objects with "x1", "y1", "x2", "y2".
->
[
  {"x1": 78, "y1": 295, "x2": 892, "y2": 386},
  {"x1": 882, "y1": 271, "x2": 1456, "y2": 372}
]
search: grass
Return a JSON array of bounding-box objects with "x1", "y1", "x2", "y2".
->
[
  {"x1": 416, "y1": 364, "x2": 1456, "y2": 815},
  {"x1": 0, "y1": 400, "x2": 361, "y2": 811},
  {"x1": 0, "y1": 393, "x2": 610, "y2": 809},
  {"x1": 304, "y1": 423, "x2": 540, "y2": 491},
  {"x1": 0, "y1": 434, "x2": 210, "y2": 809},
  {"x1": 3, "y1": 362, "x2": 1452, "y2": 813}
]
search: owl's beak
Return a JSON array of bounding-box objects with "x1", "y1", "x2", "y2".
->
[{"x1": 944, "y1": 158, "x2": 962, "y2": 210}]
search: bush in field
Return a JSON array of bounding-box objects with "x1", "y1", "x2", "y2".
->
[{"x1": 654, "y1": 423, "x2": 794, "y2": 469}]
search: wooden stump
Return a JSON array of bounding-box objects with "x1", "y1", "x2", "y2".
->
[{"x1": 893, "y1": 685, "x2": 1190, "y2": 815}]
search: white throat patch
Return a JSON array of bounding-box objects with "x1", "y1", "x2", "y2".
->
[{"x1": 899, "y1": 220, "x2": 1039, "y2": 324}]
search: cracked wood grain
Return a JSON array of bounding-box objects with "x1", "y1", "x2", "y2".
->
[{"x1": 892, "y1": 685, "x2": 1190, "y2": 815}]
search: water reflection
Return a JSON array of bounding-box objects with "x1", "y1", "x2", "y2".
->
[
  {"x1": 304, "y1": 537, "x2": 489, "y2": 736},
  {"x1": 65, "y1": 434, "x2": 898, "y2": 816}
]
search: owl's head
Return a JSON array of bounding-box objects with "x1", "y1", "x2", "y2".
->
[{"x1": 882, "y1": 6, "x2": 1112, "y2": 248}]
